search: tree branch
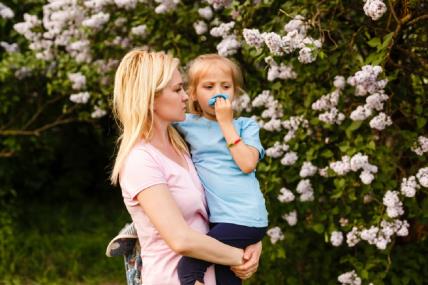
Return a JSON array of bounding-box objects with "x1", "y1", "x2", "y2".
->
[{"x1": 0, "y1": 118, "x2": 84, "y2": 136}]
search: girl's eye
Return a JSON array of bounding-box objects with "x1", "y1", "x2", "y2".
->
[
  {"x1": 223, "y1": 85, "x2": 231, "y2": 89},
  {"x1": 204, "y1": 86, "x2": 213, "y2": 89}
]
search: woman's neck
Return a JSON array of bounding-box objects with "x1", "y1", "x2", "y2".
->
[{"x1": 150, "y1": 117, "x2": 171, "y2": 148}]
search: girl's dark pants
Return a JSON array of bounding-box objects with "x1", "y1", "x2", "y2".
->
[{"x1": 177, "y1": 222, "x2": 267, "y2": 285}]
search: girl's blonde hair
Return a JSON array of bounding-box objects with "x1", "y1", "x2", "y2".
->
[
  {"x1": 111, "y1": 49, "x2": 188, "y2": 185},
  {"x1": 187, "y1": 54, "x2": 244, "y2": 115}
]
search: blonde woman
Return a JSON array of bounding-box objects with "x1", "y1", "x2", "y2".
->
[{"x1": 111, "y1": 49, "x2": 261, "y2": 285}]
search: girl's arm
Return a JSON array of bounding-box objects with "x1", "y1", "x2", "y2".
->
[
  {"x1": 136, "y1": 184, "x2": 244, "y2": 266},
  {"x1": 215, "y1": 98, "x2": 259, "y2": 173}
]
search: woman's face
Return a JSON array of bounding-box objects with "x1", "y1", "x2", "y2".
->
[{"x1": 154, "y1": 69, "x2": 188, "y2": 123}]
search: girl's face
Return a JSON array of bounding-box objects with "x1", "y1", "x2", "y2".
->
[
  {"x1": 154, "y1": 69, "x2": 188, "y2": 123},
  {"x1": 194, "y1": 64, "x2": 235, "y2": 120}
]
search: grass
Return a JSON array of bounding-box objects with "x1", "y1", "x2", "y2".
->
[{"x1": 0, "y1": 191, "x2": 130, "y2": 285}]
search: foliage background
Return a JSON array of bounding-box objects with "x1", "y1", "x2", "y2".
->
[{"x1": 0, "y1": 0, "x2": 427, "y2": 284}]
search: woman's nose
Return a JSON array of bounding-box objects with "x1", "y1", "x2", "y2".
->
[{"x1": 181, "y1": 90, "x2": 189, "y2": 101}]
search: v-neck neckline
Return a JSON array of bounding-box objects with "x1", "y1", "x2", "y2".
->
[{"x1": 147, "y1": 143, "x2": 190, "y2": 173}]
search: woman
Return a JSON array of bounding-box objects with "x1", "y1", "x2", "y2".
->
[{"x1": 110, "y1": 49, "x2": 262, "y2": 284}]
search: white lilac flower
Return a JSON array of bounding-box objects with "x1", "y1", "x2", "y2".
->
[
  {"x1": 263, "y1": 118, "x2": 282, "y2": 132},
  {"x1": 346, "y1": 226, "x2": 360, "y2": 247},
  {"x1": 231, "y1": 93, "x2": 252, "y2": 113},
  {"x1": 334, "y1": 75, "x2": 346, "y2": 90},
  {"x1": 416, "y1": 167, "x2": 428, "y2": 188},
  {"x1": 360, "y1": 226, "x2": 379, "y2": 244},
  {"x1": 282, "y1": 210, "x2": 298, "y2": 226},
  {"x1": 330, "y1": 231, "x2": 344, "y2": 246},
  {"x1": 206, "y1": 0, "x2": 232, "y2": 10},
  {"x1": 115, "y1": 0, "x2": 138, "y2": 9},
  {"x1": 369, "y1": 112, "x2": 392, "y2": 130},
  {"x1": 68, "y1": 72, "x2": 86, "y2": 90},
  {"x1": 82, "y1": 12, "x2": 110, "y2": 29},
  {"x1": 400, "y1": 176, "x2": 420, "y2": 197},
  {"x1": 67, "y1": 40, "x2": 92, "y2": 63},
  {"x1": 360, "y1": 170, "x2": 375, "y2": 184},
  {"x1": 266, "y1": 142, "x2": 289, "y2": 158},
  {"x1": 318, "y1": 108, "x2": 345, "y2": 125},
  {"x1": 0, "y1": 2, "x2": 14, "y2": 19},
  {"x1": 265, "y1": 56, "x2": 296, "y2": 81},
  {"x1": 131, "y1": 24, "x2": 148, "y2": 37},
  {"x1": 347, "y1": 65, "x2": 386, "y2": 96},
  {"x1": 210, "y1": 21, "x2": 235, "y2": 37},
  {"x1": 69, "y1": 92, "x2": 90, "y2": 104},
  {"x1": 350, "y1": 153, "x2": 369, "y2": 171},
  {"x1": 298, "y1": 47, "x2": 315, "y2": 64},
  {"x1": 365, "y1": 92, "x2": 389, "y2": 111},
  {"x1": 154, "y1": 0, "x2": 180, "y2": 14},
  {"x1": 296, "y1": 179, "x2": 314, "y2": 202},
  {"x1": 312, "y1": 90, "x2": 340, "y2": 111},
  {"x1": 216, "y1": 35, "x2": 240, "y2": 56},
  {"x1": 91, "y1": 106, "x2": 107, "y2": 118},
  {"x1": 263, "y1": 32, "x2": 283, "y2": 55},
  {"x1": 330, "y1": 156, "x2": 351, "y2": 175},
  {"x1": 338, "y1": 270, "x2": 362, "y2": 285},
  {"x1": 266, "y1": 226, "x2": 284, "y2": 244},
  {"x1": 278, "y1": 187, "x2": 295, "y2": 203},
  {"x1": 350, "y1": 105, "x2": 373, "y2": 121},
  {"x1": 13, "y1": 13, "x2": 41, "y2": 40},
  {"x1": 0, "y1": 41, "x2": 19, "y2": 53},
  {"x1": 284, "y1": 15, "x2": 307, "y2": 34},
  {"x1": 395, "y1": 220, "x2": 410, "y2": 236},
  {"x1": 299, "y1": 161, "x2": 318, "y2": 178},
  {"x1": 251, "y1": 90, "x2": 271, "y2": 107},
  {"x1": 363, "y1": 0, "x2": 387, "y2": 21},
  {"x1": 319, "y1": 167, "x2": 329, "y2": 177},
  {"x1": 243, "y1": 28, "x2": 264, "y2": 49},
  {"x1": 112, "y1": 36, "x2": 131, "y2": 48},
  {"x1": 282, "y1": 116, "x2": 308, "y2": 142},
  {"x1": 411, "y1": 136, "x2": 428, "y2": 156},
  {"x1": 193, "y1": 21, "x2": 207, "y2": 35},
  {"x1": 281, "y1": 151, "x2": 298, "y2": 166},
  {"x1": 280, "y1": 29, "x2": 305, "y2": 53},
  {"x1": 383, "y1": 190, "x2": 404, "y2": 218},
  {"x1": 198, "y1": 6, "x2": 213, "y2": 20},
  {"x1": 114, "y1": 17, "x2": 127, "y2": 27}
]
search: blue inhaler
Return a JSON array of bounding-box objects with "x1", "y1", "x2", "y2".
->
[{"x1": 208, "y1": 94, "x2": 229, "y2": 107}]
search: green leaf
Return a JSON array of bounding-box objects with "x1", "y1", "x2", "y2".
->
[
  {"x1": 312, "y1": 224, "x2": 324, "y2": 234},
  {"x1": 367, "y1": 37, "x2": 381, "y2": 48}
]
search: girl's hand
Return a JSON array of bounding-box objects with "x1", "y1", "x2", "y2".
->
[
  {"x1": 230, "y1": 241, "x2": 262, "y2": 280},
  {"x1": 214, "y1": 97, "x2": 233, "y2": 125}
]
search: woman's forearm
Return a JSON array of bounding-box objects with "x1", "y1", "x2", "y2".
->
[
  {"x1": 177, "y1": 227, "x2": 243, "y2": 266},
  {"x1": 137, "y1": 185, "x2": 243, "y2": 266}
]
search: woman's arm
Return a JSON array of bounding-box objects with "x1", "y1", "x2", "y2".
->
[{"x1": 136, "y1": 184, "x2": 244, "y2": 266}]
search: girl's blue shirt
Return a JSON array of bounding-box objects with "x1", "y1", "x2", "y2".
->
[{"x1": 175, "y1": 113, "x2": 268, "y2": 227}]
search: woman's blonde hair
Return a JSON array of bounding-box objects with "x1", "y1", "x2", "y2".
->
[
  {"x1": 111, "y1": 49, "x2": 188, "y2": 185},
  {"x1": 187, "y1": 54, "x2": 244, "y2": 115}
]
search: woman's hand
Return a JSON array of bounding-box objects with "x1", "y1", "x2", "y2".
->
[{"x1": 230, "y1": 241, "x2": 262, "y2": 280}]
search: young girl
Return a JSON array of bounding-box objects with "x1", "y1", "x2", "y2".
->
[{"x1": 175, "y1": 54, "x2": 268, "y2": 285}]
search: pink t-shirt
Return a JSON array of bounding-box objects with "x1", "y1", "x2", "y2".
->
[{"x1": 120, "y1": 141, "x2": 216, "y2": 285}]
